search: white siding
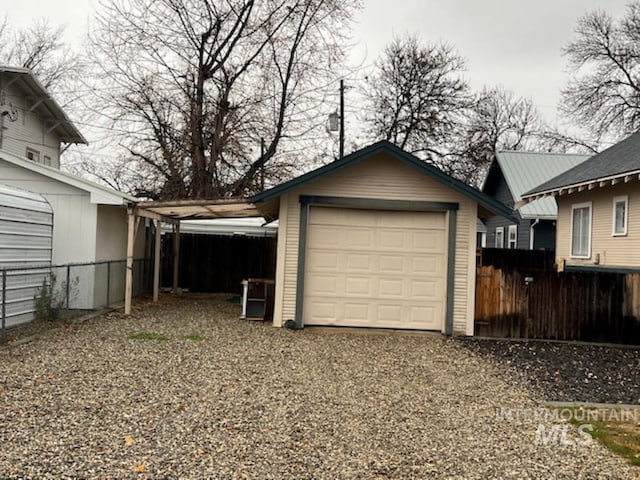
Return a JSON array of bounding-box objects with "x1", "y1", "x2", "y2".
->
[
  {"x1": 93, "y1": 205, "x2": 147, "y2": 308},
  {"x1": 273, "y1": 152, "x2": 477, "y2": 335},
  {"x1": 1, "y1": 83, "x2": 61, "y2": 167}
]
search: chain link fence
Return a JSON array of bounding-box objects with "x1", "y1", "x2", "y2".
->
[{"x1": 1, "y1": 259, "x2": 152, "y2": 343}]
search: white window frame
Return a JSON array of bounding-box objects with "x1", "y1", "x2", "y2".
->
[
  {"x1": 507, "y1": 225, "x2": 517, "y2": 249},
  {"x1": 495, "y1": 227, "x2": 504, "y2": 248},
  {"x1": 612, "y1": 195, "x2": 628, "y2": 236},
  {"x1": 570, "y1": 202, "x2": 592, "y2": 259},
  {"x1": 26, "y1": 147, "x2": 40, "y2": 162}
]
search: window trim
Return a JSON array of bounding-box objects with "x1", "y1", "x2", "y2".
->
[
  {"x1": 612, "y1": 195, "x2": 628, "y2": 237},
  {"x1": 570, "y1": 202, "x2": 592, "y2": 259},
  {"x1": 507, "y1": 224, "x2": 517, "y2": 249},
  {"x1": 25, "y1": 147, "x2": 40, "y2": 162},
  {"x1": 495, "y1": 227, "x2": 504, "y2": 248}
]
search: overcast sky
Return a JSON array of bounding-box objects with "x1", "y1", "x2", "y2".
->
[{"x1": 3, "y1": 0, "x2": 633, "y2": 125}]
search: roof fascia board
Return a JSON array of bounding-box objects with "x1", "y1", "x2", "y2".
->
[{"x1": 524, "y1": 169, "x2": 640, "y2": 199}]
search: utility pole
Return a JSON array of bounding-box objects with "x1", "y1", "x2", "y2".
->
[
  {"x1": 339, "y1": 79, "x2": 345, "y2": 159},
  {"x1": 260, "y1": 137, "x2": 265, "y2": 191}
]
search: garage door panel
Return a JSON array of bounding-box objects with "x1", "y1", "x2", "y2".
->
[
  {"x1": 304, "y1": 207, "x2": 446, "y2": 330},
  {"x1": 308, "y1": 225, "x2": 340, "y2": 247},
  {"x1": 379, "y1": 254, "x2": 404, "y2": 273},
  {"x1": 345, "y1": 276, "x2": 372, "y2": 295},
  {"x1": 344, "y1": 303, "x2": 370, "y2": 322},
  {"x1": 411, "y1": 280, "x2": 440, "y2": 298},
  {"x1": 412, "y1": 231, "x2": 445, "y2": 251},
  {"x1": 378, "y1": 278, "x2": 404, "y2": 298},
  {"x1": 409, "y1": 305, "x2": 441, "y2": 328},
  {"x1": 411, "y1": 255, "x2": 445, "y2": 276},
  {"x1": 306, "y1": 275, "x2": 340, "y2": 295},
  {"x1": 378, "y1": 230, "x2": 405, "y2": 249},
  {"x1": 308, "y1": 251, "x2": 339, "y2": 270},
  {"x1": 306, "y1": 301, "x2": 337, "y2": 320},
  {"x1": 346, "y1": 253, "x2": 372, "y2": 271},
  {"x1": 378, "y1": 304, "x2": 403, "y2": 322},
  {"x1": 346, "y1": 229, "x2": 374, "y2": 248}
]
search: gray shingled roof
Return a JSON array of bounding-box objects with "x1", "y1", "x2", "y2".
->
[
  {"x1": 490, "y1": 151, "x2": 590, "y2": 219},
  {"x1": 526, "y1": 132, "x2": 640, "y2": 195}
]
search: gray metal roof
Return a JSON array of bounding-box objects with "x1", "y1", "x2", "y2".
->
[
  {"x1": 526, "y1": 132, "x2": 640, "y2": 195},
  {"x1": 494, "y1": 151, "x2": 590, "y2": 218}
]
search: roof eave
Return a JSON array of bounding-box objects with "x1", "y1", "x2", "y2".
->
[
  {"x1": 522, "y1": 169, "x2": 640, "y2": 206},
  {"x1": 0, "y1": 149, "x2": 134, "y2": 204}
]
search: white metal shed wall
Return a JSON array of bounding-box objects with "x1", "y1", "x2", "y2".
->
[{"x1": 0, "y1": 184, "x2": 53, "y2": 326}]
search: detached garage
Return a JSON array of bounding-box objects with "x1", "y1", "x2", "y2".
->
[{"x1": 252, "y1": 141, "x2": 515, "y2": 335}]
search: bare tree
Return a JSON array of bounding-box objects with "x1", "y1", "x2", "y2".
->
[
  {"x1": 88, "y1": 0, "x2": 361, "y2": 200},
  {"x1": 0, "y1": 17, "x2": 84, "y2": 101},
  {"x1": 365, "y1": 35, "x2": 470, "y2": 159},
  {"x1": 562, "y1": 2, "x2": 640, "y2": 140},
  {"x1": 364, "y1": 36, "x2": 553, "y2": 186},
  {"x1": 450, "y1": 86, "x2": 547, "y2": 185}
]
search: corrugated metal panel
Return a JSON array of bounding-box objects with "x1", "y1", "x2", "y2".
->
[
  {"x1": 0, "y1": 184, "x2": 53, "y2": 327},
  {"x1": 496, "y1": 152, "x2": 589, "y2": 218}
]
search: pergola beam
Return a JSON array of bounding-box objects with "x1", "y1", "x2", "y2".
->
[{"x1": 133, "y1": 207, "x2": 179, "y2": 225}]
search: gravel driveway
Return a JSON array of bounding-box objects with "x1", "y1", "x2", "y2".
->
[
  {"x1": 458, "y1": 338, "x2": 640, "y2": 405},
  {"x1": 0, "y1": 295, "x2": 637, "y2": 479}
]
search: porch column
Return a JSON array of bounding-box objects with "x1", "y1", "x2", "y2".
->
[
  {"x1": 124, "y1": 206, "x2": 135, "y2": 315},
  {"x1": 153, "y1": 219, "x2": 162, "y2": 302}
]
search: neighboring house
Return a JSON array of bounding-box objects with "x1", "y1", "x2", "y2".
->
[
  {"x1": 0, "y1": 66, "x2": 85, "y2": 167},
  {"x1": 522, "y1": 131, "x2": 640, "y2": 271},
  {"x1": 481, "y1": 151, "x2": 589, "y2": 250},
  {"x1": 252, "y1": 140, "x2": 516, "y2": 335},
  {"x1": 0, "y1": 67, "x2": 146, "y2": 314}
]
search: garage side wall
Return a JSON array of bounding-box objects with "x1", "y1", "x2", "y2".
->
[{"x1": 272, "y1": 152, "x2": 477, "y2": 335}]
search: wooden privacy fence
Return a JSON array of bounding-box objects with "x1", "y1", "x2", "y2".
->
[
  {"x1": 162, "y1": 233, "x2": 276, "y2": 293},
  {"x1": 475, "y1": 266, "x2": 640, "y2": 343}
]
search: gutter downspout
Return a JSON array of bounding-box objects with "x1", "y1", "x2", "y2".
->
[{"x1": 529, "y1": 218, "x2": 540, "y2": 250}]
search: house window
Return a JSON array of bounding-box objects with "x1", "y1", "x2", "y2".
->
[
  {"x1": 571, "y1": 202, "x2": 592, "y2": 258},
  {"x1": 495, "y1": 227, "x2": 504, "y2": 248},
  {"x1": 507, "y1": 225, "x2": 517, "y2": 249},
  {"x1": 43, "y1": 155, "x2": 51, "y2": 166},
  {"x1": 26, "y1": 147, "x2": 40, "y2": 162},
  {"x1": 612, "y1": 195, "x2": 628, "y2": 236}
]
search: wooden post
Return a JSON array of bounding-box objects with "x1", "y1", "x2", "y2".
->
[
  {"x1": 153, "y1": 219, "x2": 161, "y2": 302},
  {"x1": 172, "y1": 222, "x2": 180, "y2": 293},
  {"x1": 124, "y1": 206, "x2": 135, "y2": 315}
]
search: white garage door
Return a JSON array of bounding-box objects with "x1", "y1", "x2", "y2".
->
[{"x1": 304, "y1": 206, "x2": 447, "y2": 330}]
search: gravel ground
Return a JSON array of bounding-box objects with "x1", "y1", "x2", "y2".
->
[
  {"x1": 0, "y1": 294, "x2": 637, "y2": 479},
  {"x1": 458, "y1": 338, "x2": 640, "y2": 404}
]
